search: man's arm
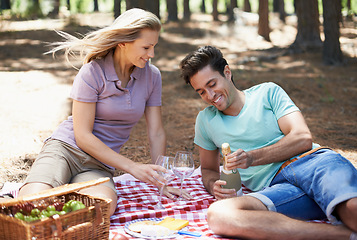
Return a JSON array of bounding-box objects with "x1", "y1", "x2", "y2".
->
[
  {"x1": 225, "y1": 111, "x2": 313, "y2": 170},
  {"x1": 199, "y1": 146, "x2": 237, "y2": 199}
]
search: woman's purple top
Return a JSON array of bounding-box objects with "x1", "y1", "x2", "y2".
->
[{"x1": 50, "y1": 51, "x2": 162, "y2": 156}]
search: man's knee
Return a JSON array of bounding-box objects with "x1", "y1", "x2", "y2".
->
[
  {"x1": 207, "y1": 196, "x2": 266, "y2": 235},
  {"x1": 207, "y1": 199, "x2": 235, "y2": 235}
]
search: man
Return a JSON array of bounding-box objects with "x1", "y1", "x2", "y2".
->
[{"x1": 179, "y1": 46, "x2": 357, "y2": 239}]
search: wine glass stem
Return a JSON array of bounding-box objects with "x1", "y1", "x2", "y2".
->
[
  {"x1": 159, "y1": 184, "x2": 165, "y2": 203},
  {"x1": 179, "y1": 178, "x2": 184, "y2": 199}
]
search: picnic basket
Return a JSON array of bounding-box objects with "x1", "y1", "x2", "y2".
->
[{"x1": 0, "y1": 177, "x2": 112, "y2": 240}]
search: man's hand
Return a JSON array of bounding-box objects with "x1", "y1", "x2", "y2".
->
[
  {"x1": 225, "y1": 149, "x2": 253, "y2": 170},
  {"x1": 212, "y1": 179, "x2": 237, "y2": 200}
]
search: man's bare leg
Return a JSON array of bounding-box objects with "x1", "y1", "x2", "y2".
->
[
  {"x1": 335, "y1": 197, "x2": 357, "y2": 232},
  {"x1": 207, "y1": 196, "x2": 354, "y2": 240}
]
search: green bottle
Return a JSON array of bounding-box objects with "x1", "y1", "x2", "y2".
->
[{"x1": 220, "y1": 143, "x2": 243, "y2": 196}]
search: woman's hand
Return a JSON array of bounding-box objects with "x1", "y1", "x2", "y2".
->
[
  {"x1": 129, "y1": 162, "x2": 168, "y2": 187},
  {"x1": 161, "y1": 186, "x2": 193, "y2": 200}
]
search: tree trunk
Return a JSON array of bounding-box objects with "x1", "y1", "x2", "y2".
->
[
  {"x1": 146, "y1": 0, "x2": 160, "y2": 19},
  {"x1": 183, "y1": 0, "x2": 191, "y2": 20},
  {"x1": 346, "y1": 0, "x2": 352, "y2": 19},
  {"x1": 201, "y1": 0, "x2": 206, "y2": 13},
  {"x1": 322, "y1": 0, "x2": 343, "y2": 65},
  {"x1": 289, "y1": 0, "x2": 322, "y2": 53},
  {"x1": 29, "y1": 0, "x2": 43, "y2": 18},
  {"x1": 114, "y1": 0, "x2": 121, "y2": 18},
  {"x1": 273, "y1": 0, "x2": 286, "y2": 23},
  {"x1": 227, "y1": 0, "x2": 237, "y2": 22},
  {"x1": 94, "y1": 0, "x2": 99, "y2": 11},
  {"x1": 243, "y1": 0, "x2": 251, "y2": 12},
  {"x1": 258, "y1": 0, "x2": 270, "y2": 41},
  {"x1": 212, "y1": 0, "x2": 218, "y2": 21},
  {"x1": 167, "y1": 0, "x2": 178, "y2": 22},
  {"x1": 67, "y1": 0, "x2": 70, "y2": 11},
  {"x1": 49, "y1": 0, "x2": 60, "y2": 17},
  {"x1": 0, "y1": 0, "x2": 11, "y2": 9},
  {"x1": 126, "y1": 0, "x2": 139, "y2": 9}
]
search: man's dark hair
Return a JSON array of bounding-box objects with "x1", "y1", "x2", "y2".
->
[{"x1": 179, "y1": 46, "x2": 231, "y2": 85}]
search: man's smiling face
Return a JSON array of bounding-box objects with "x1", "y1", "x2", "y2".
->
[{"x1": 190, "y1": 65, "x2": 236, "y2": 114}]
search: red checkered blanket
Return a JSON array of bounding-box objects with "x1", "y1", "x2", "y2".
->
[
  {"x1": 109, "y1": 169, "x2": 329, "y2": 239},
  {"x1": 0, "y1": 168, "x2": 329, "y2": 239},
  {"x1": 110, "y1": 173, "x2": 236, "y2": 239}
]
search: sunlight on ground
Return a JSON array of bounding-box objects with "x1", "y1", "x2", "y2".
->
[{"x1": 0, "y1": 71, "x2": 71, "y2": 181}]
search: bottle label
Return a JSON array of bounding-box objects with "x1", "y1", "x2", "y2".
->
[{"x1": 222, "y1": 168, "x2": 239, "y2": 175}]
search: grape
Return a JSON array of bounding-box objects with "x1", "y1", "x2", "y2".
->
[{"x1": 53, "y1": 202, "x2": 64, "y2": 211}]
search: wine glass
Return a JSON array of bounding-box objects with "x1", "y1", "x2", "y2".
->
[
  {"x1": 173, "y1": 151, "x2": 195, "y2": 200},
  {"x1": 154, "y1": 155, "x2": 175, "y2": 209}
]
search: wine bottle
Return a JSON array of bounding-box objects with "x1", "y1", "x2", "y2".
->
[{"x1": 219, "y1": 143, "x2": 243, "y2": 196}]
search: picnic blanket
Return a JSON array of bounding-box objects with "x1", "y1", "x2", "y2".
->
[
  {"x1": 110, "y1": 167, "x2": 241, "y2": 239},
  {"x1": 1, "y1": 167, "x2": 330, "y2": 239}
]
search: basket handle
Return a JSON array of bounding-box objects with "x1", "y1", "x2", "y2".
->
[
  {"x1": 51, "y1": 203, "x2": 104, "y2": 238},
  {"x1": 52, "y1": 214, "x2": 63, "y2": 239},
  {"x1": 94, "y1": 202, "x2": 104, "y2": 226}
]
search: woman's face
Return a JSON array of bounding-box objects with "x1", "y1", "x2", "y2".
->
[{"x1": 121, "y1": 29, "x2": 159, "y2": 68}]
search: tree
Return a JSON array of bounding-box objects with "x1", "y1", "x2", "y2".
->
[
  {"x1": 258, "y1": 0, "x2": 270, "y2": 41},
  {"x1": 26, "y1": 0, "x2": 43, "y2": 18},
  {"x1": 322, "y1": 0, "x2": 343, "y2": 65},
  {"x1": 0, "y1": 0, "x2": 11, "y2": 10},
  {"x1": 244, "y1": 0, "x2": 251, "y2": 12},
  {"x1": 94, "y1": 0, "x2": 99, "y2": 12},
  {"x1": 289, "y1": 0, "x2": 322, "y2": 53},
  {"x1": 346, "y1": 0, "x2": 352, "y2": 19},
  {"x1": 227, "y1": 0, "x2": 238, "y2": 22},
  {"x1": 49, "y1": 0, "x2": 60, "y2": 17},
  {"x1": 183, "y1": 0, "x2": 191, "y2": 20},
  {"x1": 146, "y1": 0, "x2": 160, "y2": 19},
  {"x1": 126, "y1": 0, "x2": 139, "y2": 9},
  {"x1": 212, "y1": 0, "x2": 218, "y2": 21},
  {"x1": 167, "y1": 0, "x2": 178, "y2": 21},
  {"x1": 273, "y1": 0, "x2": 286, "y2": 23},
  {"x1": 114, "y1": 0, "x2": 121, "y2": 18},
  {"x1": 201, "y1": 0, "x2": 206, "y2": 13}
]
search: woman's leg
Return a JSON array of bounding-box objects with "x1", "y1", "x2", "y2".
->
[
  {"x1": 79, "y1": 185, "x2": 118, "y2": 215},
  {"x1": 18, "y1": 182, "x2": 53, "y2": 197}
]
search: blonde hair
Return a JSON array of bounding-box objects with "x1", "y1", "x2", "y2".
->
[{"x1": 48, "y1": 8, "x2": 161, "y2": 65}]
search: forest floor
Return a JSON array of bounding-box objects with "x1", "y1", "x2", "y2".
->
[{"x1": 0, "y1": 11, "x2": 356, "y2": 185}]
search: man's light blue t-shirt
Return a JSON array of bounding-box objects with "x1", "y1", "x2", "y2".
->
[{"x1": 194, "y1": 82, "x2": 305, "y2": 191}]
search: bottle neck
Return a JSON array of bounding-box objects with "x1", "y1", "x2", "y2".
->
[
  {"x1": 223, "y1": 156, "x2": 229, "y2": 171},
  {"x1": 222, "y1": 168, "x2": 232, "y2": 174},
  {"x1": 222, "y1": 156, "x2": 239, "y2": 174}
]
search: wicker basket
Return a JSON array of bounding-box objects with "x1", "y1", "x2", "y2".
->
[{"x1": 0, "y1": 178, "x2": 112, "y2": 240}]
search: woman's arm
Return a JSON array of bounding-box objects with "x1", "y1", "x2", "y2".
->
[
  {"x1": 144, "y1": 106, "x2": 193, "y2": 199},
  {"x1": 144, "y1": 106, "x2": 166, "y2": 163},
  {"x1": 72, "y1": 100, "x2": 166, "y2": 186}
]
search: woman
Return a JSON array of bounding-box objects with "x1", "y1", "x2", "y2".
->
[{"x1": 18, "y1": 8, "x2": 183, "y2": 215}]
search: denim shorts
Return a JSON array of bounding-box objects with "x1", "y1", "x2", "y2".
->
[
  {"x1": 24, "y1": 139, "x2": 116, "y2": 192},
  {"x1": 248, "y1": 149, "x2": 357, "y2": 224}
]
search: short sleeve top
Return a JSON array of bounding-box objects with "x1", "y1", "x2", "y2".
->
[
  {"x1": 194, "y1": 82, "x2": 303, "y2": 191},
  {"x1": 50, "y1": 51, "x2": 162, "y2": 154}
]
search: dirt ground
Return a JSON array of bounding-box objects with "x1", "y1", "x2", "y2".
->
[{"x1": 0, "y1": 12, "x2": 356, "y2": 184}]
